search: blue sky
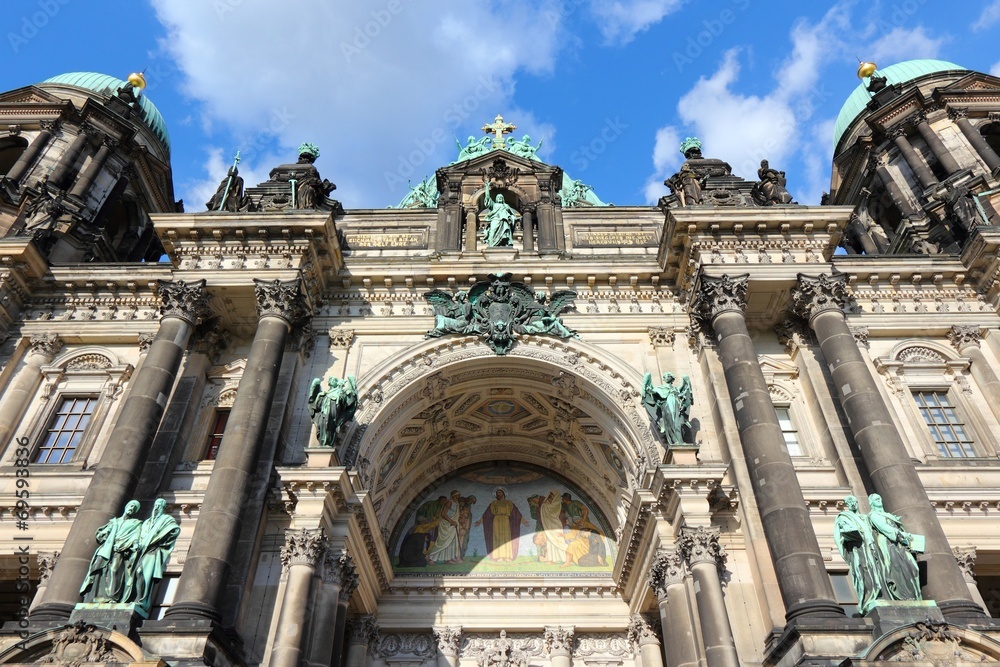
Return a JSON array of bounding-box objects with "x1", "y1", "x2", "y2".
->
[{"x1": 4, "y1": 0, "x2": 1000, "y2": 210}]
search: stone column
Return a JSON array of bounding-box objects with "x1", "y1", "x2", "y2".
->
[
  {"x1": 433, "y1": 627, "x2": 461, "y2": 667},
  {"x1": 948, "y1": 326, "x2": 1000, "y2": 426},
  {"x1": 465, "y1": 209, "x2": 478, "y2": 251},
  {"x1": 49, "y1": 131, "x2": 90, "y2": 189},
  {"x1": 792, "y1": 274, "x2": 984, "y2": 618},
  {"x1": 950, "y1": 108, "x2": 1000, "y2": 173},
  {"x1": 304, "y1": 551, "x2": 353, "y2": 667},
  {"x1": 166, "y1": 278, "x2": 306, "y2": 622},
  {"x1": 344, "y1": 615, "x2": 379, "y2": 667},
  {"x1": 628, "y1": 615, "x2": 663, "y2": 667},
  {"x1": 0, "y1": 334, "x2": 63, "y2": 449},
  {"x1": 32, "y1": 280, "x2": 209, "y2": 620},
  {"x1": 522, "y1": 205, "x2": 534, "y2": 253},
  {"x1": 544, "y1": 626, "x2": 574, "y2": 667},
  {"x1": 5, "y1": 123, "x2": 54, "y2": 184},
  {"x1": 648, "y1": 550, "x2": 698, "y2": 667},
  {"x1": 889, "y1": 126, "x2": 937, "y2": 189},
  {"x1": 874, "y1": 163, "x2": 920, "y2": 218},
  {"x1": 330, "y1": 555, "x2": 359, "y2": 667},
  {"x1": 29, "y1": 551, "x2": 59, "y2": 611},
  {"x1": 678, "y1": 526, "x2": 738, "y2": 667},
  {"x1": 270, "y1": 529, "x2": 327, "y2": 667},
  {"x1": 69, "y1": 137, "x2": 115, "y2": 199},
  {"x1": 915, "y1": 112, "x2": 962, "y2": 176},
  {"x1": 691, "y1": 274, "x2": 842, "y2": 622}
]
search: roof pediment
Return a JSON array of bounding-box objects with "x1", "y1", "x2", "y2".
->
[
  {"x1": 0, "y1": 84, "x2": 72, "y2": 107},
  {"x1": 939, "y1": 71, "x2": 1000, "y2": 92},
  {"x1": 438, "y1": 148, "x2": 558, "y2": 177}
]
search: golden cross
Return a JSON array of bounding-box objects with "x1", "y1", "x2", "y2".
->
[{"x1": 482, "y1": 114, "x2": 516, "y2": 147}]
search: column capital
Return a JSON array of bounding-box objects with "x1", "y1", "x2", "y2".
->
[
  {"x1": 691, "y1": 273, "x2": 749, "y2": 323},
  {"x1": 850, "y1": 326, "x2": 870, "y2": 349},
  {"x1": 627, "y1": 613, "x2": 661, "y2": 648},
  {"x1": 647, "y1": 549, "x2": 686, "y2": 600},
  {"x1": 678, "y1": 525, "x2": 727, "y2": 571},
  {"x1": 328, "y1": 327, "x2": 356, "y2": 348},
  {"x1": 544, "y1": 626, "x2": 574, "y2": 656},
  {"x1": 346, "y1": 614, "x2": 380, "y2": 650},
  {"x1": 337, "y1": 553, "x2": 360, "y2": 602},
  {"x1": 28, "y1": 333, "x2": 63, "y2": 359},
  {"x1": 791, "y1": 273, "x2": 849, "y2": 322},
  {"x1": 948, "y1": 325, "x2": 981, "y2": 352},
  {"x1": 37, "y1": 551, "x2": 59, "y2": 586},
  {"x1": 137, "y1": 332, "x2": 156, "y2": 353},
  {"x1": 320, "y1": 549, "x2": 350, "y2": 585},
  {"x1": 254, "y1": 277, "x2": 307, "y2": 324},
  {"x1": 432, "y1": 627, "x2": 462, "y2": 657},
  {"x1": 158, "y1": 279, "x2": 211, "y2": 325},
  {"x1": 280, "y1": 528, "x2": 327, "y2": 570},
  {"x1": 954, "y1": 546, "x2": 977, "y2": 582},
  {"x1": 948, "y1": 107, "x2": 970, "y2": 121},
  {"x1": 887, "y1": 125, "x2": 908, "y2": 140}
]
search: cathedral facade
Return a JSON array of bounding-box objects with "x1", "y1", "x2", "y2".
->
[{"x1": 0, "y1": 60, "x2": 1000, "y2": 666}]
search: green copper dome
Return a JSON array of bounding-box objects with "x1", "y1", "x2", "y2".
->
[
  {"x1": 833, "y1": 59, "x2": 966, "y2": 151},
  {"x1": 40, "y1": 72, "x2": 170, "y2": 152}
]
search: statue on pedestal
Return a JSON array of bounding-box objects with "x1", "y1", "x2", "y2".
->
[
  {"x1": 641, "y1": 372, "x2": 693, "y2": 446},
  {"x1": 834, "y1": 495, "x2": 882, "y2": 615},
  {"x1": 132, "y1": 498, "x2": 180, "y2": 616},
  {"x1": 480, "y1": 179, "x2": 520, "y2": 247},
  {"x1": 307, "y1": 375, "x2": 359, "y2": 448},
  {"x1": 868, "y1": 493, "x2": 922, "y2": 602},
  {"x1": 752, "y1": 159, "x2": 794, "y2": 205},
  {"x1": 80, "y1": 500, "x2": 142, "y2": 604}
]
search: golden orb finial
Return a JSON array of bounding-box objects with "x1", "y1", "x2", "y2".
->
[
  {"x1": 127, "y1": 72, "x2": 147, "y2": 90},
  {"x1": 857, "y1": 61, "x2": 878, "y2": 79}
]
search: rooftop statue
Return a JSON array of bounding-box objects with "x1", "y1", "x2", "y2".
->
[
  {"x1": 505, "y1": 134, "x2": 542, "y2": 161},
  {"x1": 752, "y1": 159, "x2": 794, "y2": 205},
  {"x1": 308, "y1": 375, "x2": 359, "y2": 448},
  {"x1": 560, "y1": 176, "x2": 609, "y2": 207},
  {"x1": 206, "y1": 164, "x2": 247, "y2": 212},
  {"x1": 641, "y1": 372, "x2": 693, "y2": 446},
  {"x1": 80, "y1": 499, "x2": 179, "y2": 617},
  {"x1": 480, "y1": 178, "x2": 520, "y2": 247},
  {"x1": 456, "y1": 135, "x2": 494, "y2": 163},
  {"x1": 665, "y1": 163, "x2": 703, "y2": 206},
  {"x1": 396, "y1": 176, "x2": 440, "y2": 208}
]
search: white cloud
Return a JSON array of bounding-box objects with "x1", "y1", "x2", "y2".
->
[
  {"x1": 868, "y1": 26, "x2": 945, "y2": 64},
  {"x1": 992, "y1": 61, "x2": 1000, "y2": 77},
  {"x1": 150, "y1": 1, "x2": 566, "y2": 208},
  {"x1": 973, "y1": 0, "x2": 1000, "y2": 31},
  {"x1": 588, "y1": 0, "x2": 684, "y2": 45},
  {"x1": 642, "y1": 126, "x2": 680, "y2": 204}
]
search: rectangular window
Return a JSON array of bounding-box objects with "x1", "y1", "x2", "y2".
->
[
  {"x1": 830, "y1": 571, "x2": 860, "y2": 617},
  {"x1": 775, "y1": 407, "x2": 803, "y2": 457},
  {"x1": 204, "y1": 410, "x2": 229, "y2": 460},
  {"x1": 149, "y1": 575, "x2": 179, "y2": 620},
  {"x1": 913, "y1": 391, "x2": 976, "y2": 457},
  {"x1": 33, "y1": 396, "x2": 96, "y2": 464}
]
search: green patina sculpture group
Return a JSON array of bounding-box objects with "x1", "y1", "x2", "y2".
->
[
  {"x1": 834, "y1": 493, "x2": 923, "y2": 615},
  {"x1": 641, "y1": 372, "x2": 693, "y2": 446},
  {"x1": 80, "y1": 498, "x2": 180, "y2": 617},
  {"x1": 307, "y1": 375, "x2": 359, "y2": 448}
]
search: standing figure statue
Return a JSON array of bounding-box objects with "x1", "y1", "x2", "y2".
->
[
  {"x1": 80, "y1": 500, "x2": 142, "y2": 604},
  {"x1": 868, "y1": 493, "x2": 922, "y2": 602},
  {"x1": 307, "y1": 375, "x2": 359, "y2": 448},
  {"x1": 205, "y1": 166, "x2": 245, "y2": 212},
  {"x1": 480, "y1": 179, "x2": 520, "y2": 247},
  {"x1": 753, "y1": 159, "x2": 794, "y2": 205},
  {"x1": 132, "y1": 498, "x2": 180, "y2": 617},
  {"x1": 641, "y1": 372, "x2": 694, "y2": 446},
  {"x1": 665, "y1": 164, "x2": 703, "y2": 206},
  {"x1": 834, "y1": 495, "x2": 882, "y2": 615}
]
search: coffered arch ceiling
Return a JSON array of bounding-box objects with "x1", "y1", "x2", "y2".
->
[{"x1": 343, "y1": 337, "x2": 659, "y2": 536}]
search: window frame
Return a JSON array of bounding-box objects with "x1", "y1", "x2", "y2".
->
[
  {"x1": 911, "y1": 388, "x2": 978, "y2": 458},
  {"x1": 32, "y1": 394, "x2": 99, "y2": 464},
  {"x1": 203, "y1": 408, "x2": 230, "y2": 461}
]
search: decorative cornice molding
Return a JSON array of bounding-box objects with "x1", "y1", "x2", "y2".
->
[
  {"x1": 158, "y1": 279, "x2": 211, "y2": 325},
  {"x1": 791, "y1": 273, "x2": 849, "y2": 321}
]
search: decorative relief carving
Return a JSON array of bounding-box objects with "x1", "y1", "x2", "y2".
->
[
  {"x1": 878, "y1": 620, "x2": 988, "y2": 663},
  {"x1": 137, "y1": 332, "x2": 156, "y2": 352},
  {"x1": 38, "y1": 622, "x2": 119, "y2": 665},
  {"x1": 948, "y1": 325, "x2": 981, "y2": 352},
  {"x1": 346, "y1": 615, "x2": 380, "y2": 650},
  {"x1": 896, "y1": 346, "x2": 947, "y2": 364},
  {"x1": 432, "y1": 628, "x2": 462, "y2": 657},
  {"x1": 572, "y1": 634, "x2": 632, "y2": 658},
  {"x1": 791, "y1": 273, "x2": 849, "y2": 321},
  {"x1": 158, "y1": 279, "x2": 211, "y2": 324},
  {"x1": 37, "y1": 551, "x2": 59, "y2": 586},
  {"x1": 544, "y1": 627, "x2": 574, "y2": 656},
  {"x1": 475, "y1": 631, "x2": 530, "y2": 667},
  {"x1": 65, "y1": 353, "x2": 112, "y2": 371},
  {"x1": 462, "y1": 633, "x2": 544, "y2": 660},
  {"x1": 379, "y1": 633, "x2": 437, "y2": 659},
  {"x1": 850, "y1": 326, "x2": 870, "y2": 349},
  {"x1": 279, "y1": 528, "x2": 326, "y2": 569},
  {"x1": 954, "y1": 546, "x2": 977, "y2": 582},
  {"x1": 647, "y1": 327, "x2": 674, "y2": 347},
  {"x1": 337, "y1": 553, "x2": 359, "y2": 602}
]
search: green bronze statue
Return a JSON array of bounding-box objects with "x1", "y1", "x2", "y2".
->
[
  {"x1": 481, "y1": 179, "x2": 520, "y2": 248},
  {"x1": 833, "y1": 495, "x2": 881, "y2": 615},
  {"x1": 132, "y1": 498, "x2": 180, "y2": 616},
  {"x1": 308, "y1": 375, "x2": 359, "y2": 448},
  {"x1": 80, "y1": 500, "x2": 142, "y2": 604},
  {"x1": 641, "y1": 372, "x2": 693, "y2": 446}
]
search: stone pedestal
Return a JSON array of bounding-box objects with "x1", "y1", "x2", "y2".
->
[
  {"x1": 868, "y1": 601, "x2": 943, "y2": 639},
  {"x1": 69, "y1": 602, "x2": 144, "y2": 633}
]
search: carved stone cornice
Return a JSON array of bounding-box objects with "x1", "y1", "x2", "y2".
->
[
  {"x1": 627, "y1": 614, "x2": 661, "y2": 647},
  {"x1": 543, "y1": 626, "x2": 574, "y2": 656},
  {"x1": 954, "y1": 546, "x2": 977, "y2": 582},
  {"x1": 948, "y1": 325, "x2": 981, "y2": 352},
  {"x1": 346, "y1": 615, "x2": 380, "y2": 650},
  {"x1": 28, "y1": 333, "x2": 63, "y2": 359},
  {"x1": 254, "y1": 277, "x2": 306, "y2": 324},
  {"x1": 432, "y1": 627, "x2": 462, "y2": 657},
  {"x1": 337, "y1": 553, "x2": 359, "y2": 602},
  {"x1": 678, "y1": 525, "x2": 727, "y2": 571},
  {"x1": 691, "y1": 273, "x2": 748, "y2": 324},
  {"x1": 158, "y1": 279, "x2": 210, "y2": 325},
  {"x1": 791, "y1": 273, "x2": 849, "y2": 322},
  {"x1": 647, "y1": 549, "x2": 686, "y2": 601},
  {"x1": 328, "y1": 328, "x2": 355, "y2": 348},
  {"x1": 279, "y1": 528, "x2": 326, "y2": 570}
]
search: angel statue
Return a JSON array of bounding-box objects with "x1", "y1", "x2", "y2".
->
[
  {"x1": 641, "y1": 372, "x2": 693, "y2": 446},
  {"x1": 424, "y1": 290, "x2": 473, "y2": 337},
  {"x1": 506, "y1": 134, "x2": 542, "y2": 161},
  {"x1": 456, "y1": 135, "x2": 493, "y2": 162},
  {"x1": 307, "y1": 375, "x2": 358, "y2": 448},
  {"x1": 481, "y1": 179, "x2": 521, "y2": 247},
  {"x1": 520, "y1": 290, "x2": 579, "y2": 339}
]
